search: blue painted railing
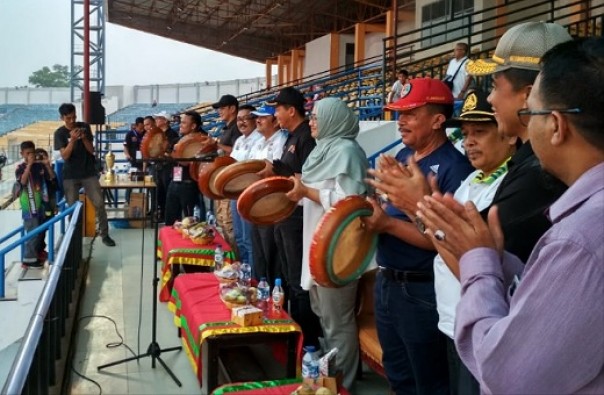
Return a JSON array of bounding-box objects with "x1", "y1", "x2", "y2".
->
[
  {"x1": 368, "y1": 140, "x2": 403, "y2": 169},
  {"x1": 1, "y1": 202, "x2": 83, "y2": 394},
  {"x1": 0, "y1": 199, "x2": 73, "y2": 299}
]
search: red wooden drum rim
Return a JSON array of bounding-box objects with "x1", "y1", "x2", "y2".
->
[
  {"x1": 140, "y1": 127, "x2": 167, "y2": 159},
  {"x1": 310, "y1": 195, "x2": 377, "y2": 287},
  {"x1": 237, "y1": 176, "x2": 297, "y2": 225},
  {"x1": 214, "y1": 159, "x2": 266, "y2": 200},
  {"x1": 197, "y1": 156, "x2": 237, "y2": 199},
  {"x1": 189, "y1": 161, "x2": 200, "y2": 182}
]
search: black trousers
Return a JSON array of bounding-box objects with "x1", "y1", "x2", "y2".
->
[
  {"x1": 164, "y1": 181, "x2": 204, "y2": 226},
  {"x1": 274, "y1": 207, "x2": 322, "y2": 348},
  {"x1": 152, "y1": 164, "x2": 173, "y2": 217},
  {"x1": 446, "y1": 337, "x2": 480, "y2": 395},
  {"x1": 251, "y1": 223, "x2": 280, "y2": 284}
]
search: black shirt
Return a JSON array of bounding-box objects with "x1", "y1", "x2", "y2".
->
[
  {"x1": 219, "y1": 120, "x2": 241, "y2": 147},
  {"x1": 156, "y1": 127, "x2": 180, "y2": 172},
  {"x1": 54, "y1": 122, "x2": 97, "y2": 180},
  {"x1": 483, "y1": 141, "x2": 567, "y2": 262},
  {"x1": 123, "y1": 129, "x2": 145, "y2": 169},
  {"x1": 273, "y1": 120, "x2": 316, "y2": 177}
]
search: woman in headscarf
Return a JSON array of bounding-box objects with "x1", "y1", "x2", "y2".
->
[{"x1": 286, "y1": 97, "x2": 368, "y2": 390}]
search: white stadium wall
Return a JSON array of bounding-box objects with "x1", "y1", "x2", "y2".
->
[{"x1": 0, "y1": 77, "x2": 267, "y2": 109}]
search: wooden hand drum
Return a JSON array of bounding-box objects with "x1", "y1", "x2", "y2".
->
[
  {"x1": 197, "y1": 156, "x2": 236, "y2": 199},
  {"x1": 214, "y1": 159, "x2": 266, "y2": 199},
  {"x1": 173, "y1": 133, "x2": 215, "y2": 159},
  {"x1": 237, "y1": 176, "x2": 297, "y2": 225},
  {"x1": 310, "y1": 196, "x2": 377, "y2": 287},
  {"x1": 140, "y1": 127, "x2": 167, "y2": 159}
]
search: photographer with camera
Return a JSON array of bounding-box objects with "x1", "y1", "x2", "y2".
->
[
  {"x1": 54, "y1": 103, "x2": 116, "y2": 247},
  {"x1": 15, "y1": 141, "x2": 57, "y2": 268}
]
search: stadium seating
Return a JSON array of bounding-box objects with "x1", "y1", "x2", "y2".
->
[
  {"x1": 106, "y1": 103, "x2": 195, "y2": 124},
  {"x1": 0, "y1": 104, "x2": 58, "y2": 136}
]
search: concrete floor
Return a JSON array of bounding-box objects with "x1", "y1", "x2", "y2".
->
[{"x1": 69, "y1": 226, "x2": 391, "y2": 394}]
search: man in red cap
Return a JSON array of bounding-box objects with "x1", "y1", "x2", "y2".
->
[{"x1": 362, "y1": 78, "x2": 473, "y2": 394}]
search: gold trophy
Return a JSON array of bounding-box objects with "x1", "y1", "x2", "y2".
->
[{"x1": 105, "y1": 150, "x2": 115, "y2": 182}]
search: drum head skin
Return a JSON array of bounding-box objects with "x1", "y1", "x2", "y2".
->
[
  {"x1": 198, "y1": 156, "x2": 236, "y2": 199},
  {"x1": 310, "y1": 196, "x2": 377, "y2": 287},
  {"x1": 237, "y1": 176, "x2": 297, "y2": 225},
  {"x1": 214, "y1": 159, "x2": 266, "y2": 199},
  {"x1": 141, "y1": 127, "x2": 167, "y2": 159},
  {"x1": 173, "y1": 133, "x2": 215, "y2": 158}
]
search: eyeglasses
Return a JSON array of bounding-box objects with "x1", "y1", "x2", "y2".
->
[
  {"x1": 237, "y1": 115, "x2": 257, "y2": 122},
  {"x1": 517, "y1": 108, "x2": 581, "y2": 127}
]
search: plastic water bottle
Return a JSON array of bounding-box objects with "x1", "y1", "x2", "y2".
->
[
  {"x1": 193, "y1": 205, "x2": 201, "y2": 222},
  {"x1": 272, "y1": 278, "x2": 284, "y2": 312},
  {"x1": 257, "y1": 277, "x2": 270, "y2": 302},
  {"x1": 240, "y1": 262, "x2": 252, "y2": 287},
  {"x1": 206, "y1": 210, "x2": 216, "y2": 226},
  {"x1": 214, "y1": 245, "x2": 224, "y2": 271},
  {"x1": 301, "y1": 345, "x2": 320, "y2": 380}
]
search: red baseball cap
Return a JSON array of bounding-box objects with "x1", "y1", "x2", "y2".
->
[{"x1": 386, "y1": 78, "x2": 453, "y2": 111}]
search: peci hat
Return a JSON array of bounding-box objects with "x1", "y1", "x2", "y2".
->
[
  {"x1": 445, "y1": 89, "x2": 496, "y2": 127},
  {"x1": 252, "y1": 105, "x2": 276, "y2": 117},
  {"x1": 466, "y1": 22, "x2": 572, "y2": 76},
  {"x1": 153, "y1": 110, "x2": 169, "y2": 119},
  {"x1": 266, "y1": 87, "x2": 305, "y2": 111},
  {"x1": 211, "y1": 94, "x2": 239, "y2": 109},
  {"x1": 385, "y1": 78, "x2": 453, "y2": 112}
]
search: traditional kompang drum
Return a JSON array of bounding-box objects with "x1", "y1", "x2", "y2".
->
[
  {"x1": 237, "y1": 176, "x2": 297, "y2": 225},
  {"x1": 140, "y1": 127, "x2": 167, "y2": 158},
  {"x1": 213, "y1": 159, "x2": 266, "y2": 199},
  {"x1": 310, "y1": 196, "x2": 377, "y2": 287},
  {"x1": 172, "y1": 133, "x2": 216, "y2": 159},
  {"x1": 197, "y1": 156, "x2": 237, "y2": 199}
]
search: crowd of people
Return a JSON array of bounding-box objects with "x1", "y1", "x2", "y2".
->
[{"x1": 15, "y1": 21, "x2": 603, "y2": 394}]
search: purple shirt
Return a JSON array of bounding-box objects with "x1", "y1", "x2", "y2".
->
[{"x1": 455, "y1": 162, "x2": 604, "y2": 394}]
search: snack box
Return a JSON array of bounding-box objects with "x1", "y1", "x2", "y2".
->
[{"x1": 231, "y1": 306, "x2": 263, "y2": 327}]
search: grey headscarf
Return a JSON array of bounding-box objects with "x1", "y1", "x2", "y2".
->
[{"x1": 301, "y1": 98, "x2": 368, "y2": 195}]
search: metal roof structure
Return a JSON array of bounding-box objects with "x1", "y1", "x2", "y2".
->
[{"x1": 106, "y1": 0, "x2": 394, "y2": 63}]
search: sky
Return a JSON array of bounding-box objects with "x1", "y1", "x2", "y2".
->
[{"x1": 0, "y1": 0, "x2": 266, "y2": 88}]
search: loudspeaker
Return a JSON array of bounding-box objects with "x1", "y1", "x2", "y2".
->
[{"x1": 84, "y1": 91, "x2": 106, "y2": 125}]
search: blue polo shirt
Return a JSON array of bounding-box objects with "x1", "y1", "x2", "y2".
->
[{"x1": 376, "y1": 141, "x2": 473, "y2": 272}]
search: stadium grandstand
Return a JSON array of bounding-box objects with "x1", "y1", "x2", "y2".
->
[{"x1": 0, "y1": 0, "x2": 602, "y2": 394}]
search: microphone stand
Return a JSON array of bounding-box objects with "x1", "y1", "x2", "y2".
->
[
  {"x1": 96, "y1": 153, "x2": 219, "y2": 386},
  {"x1": 97, "y1": 159, "x2": 183, "y2": 385}
]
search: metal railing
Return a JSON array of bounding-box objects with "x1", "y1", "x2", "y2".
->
[{"x1": 1, "y1": 202, "x2": 83, "y2": 394}]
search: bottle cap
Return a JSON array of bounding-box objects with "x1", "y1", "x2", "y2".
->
[
  {"x1": 275, "y1": 278, "x2": 281, "y2": 286},
  {"x1": 305, "y1": 345, "x2": 316, "y2": 353}
]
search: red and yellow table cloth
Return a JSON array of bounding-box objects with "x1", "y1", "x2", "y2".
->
[
  {"x1": 168, "y1": 273, "x2": 303, "y2": 385},
  {"x1": 157, "y1": 226, "x2": 235, "y2": 301}
]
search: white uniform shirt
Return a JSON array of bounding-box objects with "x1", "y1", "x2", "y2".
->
[
  {"x1": 434, "y1": 168, "x2": 508, "y2": 339},
  {"x1": 230, "y1": 130, "x2": 262, "y2": 161},
  {"x1": 248, "y1": 129, "x2": 288, "y2": 161}
]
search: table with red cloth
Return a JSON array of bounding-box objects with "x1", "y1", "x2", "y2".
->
[
  {"x1": 168, "y1": 273, "x2": 303, "y2": 393},
  {"x1": 157, "y1": 226, "x2": 236, "y2": 302},
  {"x1": 211, "y1": 378, "x2": 351, "y2": 395}
]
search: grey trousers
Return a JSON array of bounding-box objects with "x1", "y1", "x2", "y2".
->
[
  {"x1": 309, "y1": 280, "x2": 360, "y2": 390},
  {"x1": 63, "y1": 176, "x2": 109, "y2": 237}
]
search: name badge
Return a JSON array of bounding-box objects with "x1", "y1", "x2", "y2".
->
[{"x1": 173, "y1": 166, "x2": 183, "y2": 182}]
